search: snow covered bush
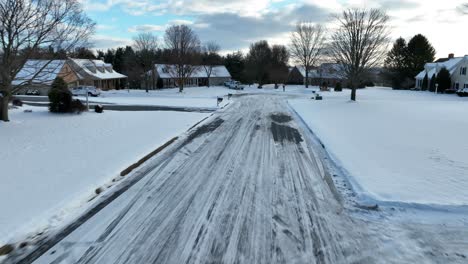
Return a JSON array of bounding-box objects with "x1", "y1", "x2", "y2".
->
[
  {"x1": 48, "y1": 77, "x2": 72, "y2": 113},
  {"x1": 94, "y1": 104, "x2": 104, "y2": 113},
  {"x1": 12, "y1": 98, "x2": 23, "y2": 106},
  {"x1": 71, "y1": 99, "x2": 86, "y2": 113}
]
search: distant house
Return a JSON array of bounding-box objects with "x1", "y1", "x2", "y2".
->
[
  {"x1": 287, "y1": 66, "x2": 316, "y2": 85},
  {"x1": 315, "y1": 63, "x2": 346, "y2": 86},
  {"x1": 415, "y1": 54, "x2": 468, "y2": 90},
  {"x1": 288, "y1": 64, "x2": 346, "y2": 86},
  {"x1": 144, "y1": 64, "x2": 232, "y2": 89},
  {"x1": 68, "y1": 59, "x2": 127, "y2": 90},
  {"x1": 13, "y1": 59, "x2": 127, "y2": 95},
  {"x1": 13, "y1": 60, "x2": 80, "y2": 95}
]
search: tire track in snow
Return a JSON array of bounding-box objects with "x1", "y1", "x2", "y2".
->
[{"x1": 31, "y1": 95, "x2": 443, "y2": 264}]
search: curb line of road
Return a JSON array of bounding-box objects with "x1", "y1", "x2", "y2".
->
[{"x1": 3, "y1": 109, "x2": 224, "y2": 264}]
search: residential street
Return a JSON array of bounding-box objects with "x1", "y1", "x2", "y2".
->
[{"x1": 22, "y1": 95, "x2": 467, "y2": 264}]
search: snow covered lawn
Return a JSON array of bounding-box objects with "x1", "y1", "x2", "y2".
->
[
  {"x1": 84, "y1": 86, "x2": 235, "y2": 108},
  {"x1": 77, "y1": 85, "x2": 314, "y2": 107},
  {"x1": 290, "y1": 87, "x2": 468, "y2": 207},
  {"x1": 0, "y1": 106, "x2": 209, "y2": 245}
]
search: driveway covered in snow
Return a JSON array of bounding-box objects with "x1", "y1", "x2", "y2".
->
[{"x1": 17, "y1": 94, "x2": 468, "y2": 264}]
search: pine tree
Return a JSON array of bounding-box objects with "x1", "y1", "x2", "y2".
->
[
  {"x1": 436, "y1": 68, "x2": 451, "y2": 93},
  {"x1": 385, "y1": 37, "x2": 410, "y2": 89},
  {"x1": 407, "y1": 34, "x2": 436, "y2": 78}
]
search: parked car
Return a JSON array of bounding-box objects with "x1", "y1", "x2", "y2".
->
[
  {"x1": 444, "y1": 88, "x2": 457, "y2": 94},
  {"x1": 456, "y1": 88, "x2": 468, "y2": 97},
  {"x1": 71, "y1": 86, "x2": 101, "y2": 97},
  {"x1": 25, "y1": 89, "x2": 40, "y2": 96},
  {"x1": 227, "y1": 81, "x2": 245, "y2": 90}
]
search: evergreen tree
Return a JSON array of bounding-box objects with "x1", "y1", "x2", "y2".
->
[
  {"x1": 407, "y1": 34, "x2": 436, "y2": 78},
  {"x1": 385, "y1": 37, "x2": 410, "y2": 89},
  {"x1": 245, "y1": 40, "x2": 272, "y2": 88},
  {"x1": 104, "y1": 49, "x2": 115, "y2": 64},
  {"x1": 113, "y1": 47, "x2": 125, "y2": 73},
  {"x1": 224, "y1": 51, "x2": 245, "y2": 83},
  {"x1": 48, "y1": 77, "x2": 72, "y2": 113},
  {"x1": 436, "y1": 68, "x2": 451, "y2": 93}
]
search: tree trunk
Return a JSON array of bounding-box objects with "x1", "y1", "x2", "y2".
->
[
  {"x1": 0, "y1": 94, "x2": 10, "y2": 122},
  {"x1": 179, "y1": 79, "x2": 184, "y2": 93},
  {"x1": 350, "y1": 87, "x2": 356, "y2": 101},
  {"x1": 305, "y1": 70, "x2": 309, "y2": 88}
]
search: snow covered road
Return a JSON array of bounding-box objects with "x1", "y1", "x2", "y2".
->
[{"x1": 15, "y1": 95, "x2": 467, "y2": 264}]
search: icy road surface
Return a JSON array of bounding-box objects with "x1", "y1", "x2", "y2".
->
[{"x1": 29, "y1": 95, "x2": 468, "y2": 264}]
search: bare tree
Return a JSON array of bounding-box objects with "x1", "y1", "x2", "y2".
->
[
  {"x1": 133, "y1": 32, "x2": 159, "y2": 52},
  {"x1": 0, "y1": 0, "x2": 95, "y2": 121},
  {"x1": 329, "y1": 9, "x2": 390, "y2": 101},
  {"x1": 133, "y1": 33, "x2": 159, "y2": 91},
  {"x1": 164, "y1": 25, "x2": 200, "y2": 92},
  {"x1": 201, "y1": 41, "x2": 221, "y2": 87},
  {"x1": 289, "y1": 23, "x2": 326, "y2": 88},
  {"x1": 270, "y1": 45, "x2": 290, "y2": 88}
]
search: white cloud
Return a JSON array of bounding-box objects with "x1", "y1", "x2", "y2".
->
[
  {"x1": 128, "y1": 24, "x2": 165, "y2": 32},
  {"x1": 91, "y1": 35, "x2": 132, "y2": 50}
]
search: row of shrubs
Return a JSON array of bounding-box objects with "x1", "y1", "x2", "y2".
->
[
  {"x1": 322, "y1": 81, "x2": 374, "y2": 92},
  {"x1": 48, "y1": 77, "x2": 103, "y2": 113}
]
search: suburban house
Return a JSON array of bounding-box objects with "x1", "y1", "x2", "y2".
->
[
  {"x1": 415, "y1": 54, "x2": 468, "y2": 90},
  {"x1": 288, "y1": 64, "x2": 346, "y2": 86},
  {"x1": 287, "y1": 66, "x2": 316, "y2": 85},
  {"x1": 315, "y1": 63, "x2": 347, "y2": 86},
  {"x1": 13, "y1": 60, "x2": 80, "y2": 95},
  {"x1": 144, "y1": 64, "x2": 232, "y2": 89},
  {"x1": 68, "y1": 59, "x2": 127, "y2": 90},
  {"x1": 14, "y1": 59, "x2": 127, "y2": 95}
]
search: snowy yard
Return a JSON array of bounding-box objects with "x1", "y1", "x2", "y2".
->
[
  {"x1": 78, "y1": 85, "x2": 314, "y2": 107},
  {"x1": 290, "y1": 87, "x2": 468, "y2": 207},
  {"x1": 0, "y1": 106, "x2": 209, "y2": 245}
]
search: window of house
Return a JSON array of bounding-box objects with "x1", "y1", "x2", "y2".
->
[
  {"x1": 455, "y1": 83, "x2": 460, "y2": 89},
  {"x1": 461, "y1": 67, "x2": 467, "y2": 75},
  {"x1": 464, "y1": 83, "x2": 468, "y2": 88}
]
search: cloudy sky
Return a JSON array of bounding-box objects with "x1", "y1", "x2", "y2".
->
[{"x1": 81, "y1": 0, "x2": 468, "y2": 58}]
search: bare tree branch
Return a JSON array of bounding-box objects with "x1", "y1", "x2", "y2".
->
[
  {"x1": 329, "y1": 8, "x2": 390, "y2": 100},
  {"x1": 201, "y1": 41, "x2": 221, "y2": 86},
  {"x1": 0, "y1": 0, "x2": 95, "y2": 121},
  {"x1": 133, "y1": 32, "x2": 158, "y2": 52},
  {"x1": 289, "y1": 23, "x2": 327, "y2": 88},
  {"x1": 163, "y1": 25, "x2": 200, "y2": 92}
]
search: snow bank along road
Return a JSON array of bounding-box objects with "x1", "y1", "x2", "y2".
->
[{"x1": 11, "y1": 95, "x2": 467, "y2": 264}]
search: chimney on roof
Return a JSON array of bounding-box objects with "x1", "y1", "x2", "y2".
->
[{"x1": 448, "y1": 53, "x2": 454, "y2": 59}]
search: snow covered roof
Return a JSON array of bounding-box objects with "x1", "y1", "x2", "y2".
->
[
  {"x1": 295, "y1": 66, "x2": 318, "y2": 78},
  {"x1": 13, "y1": 60, "x2": 66, "y2": 86},
  {"x1": 318, "y1": 63, "x2": 346, "y2": 79},
  {"x1": 415, "y1": 56, "x2": 466, "y2": 79},
  {"x1": 70, "y1": 59, "x2": 126, "y2": 80},
  {"x1": 155, "y1": 64, "x2": 231, "y2": 79},
  {"x1": 294, "y1": 64, "x2": 346, "y2": 79}
]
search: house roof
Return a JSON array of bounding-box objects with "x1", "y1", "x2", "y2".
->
[
  {"x1": 70, "y1": 59, "x2": 127, "y2": 80},
  {"x1": 13, "y1": 60, "x2": 66, "y2": 86},
  {"x1": 295, "y1": 66, "x2": 318, "y2": 78},
  {"x1": 155, "y1": 64, "x2": 231, "y2": 79},
  {"x1": 416, "y1": 56, "x2": 466, "y2": 79},
  {"x1": 293, "y1": 64, "x2": 346, "y2": 80}
]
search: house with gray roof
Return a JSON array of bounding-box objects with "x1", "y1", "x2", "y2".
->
[
  {"x1": 415, "y1": 54, "x2": 468, "y2": 91},
  {"x1": 144, "y1": 64, "x2": 232, "y2": 89}
]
